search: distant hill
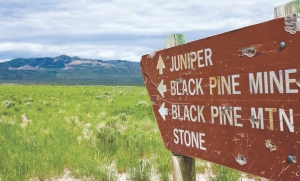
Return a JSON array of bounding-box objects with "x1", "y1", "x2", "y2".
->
[{"x1": 0, "y1": 55, "x2": 143, "y2": 85}]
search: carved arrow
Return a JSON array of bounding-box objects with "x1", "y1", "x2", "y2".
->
[
  {"x1": 157, "y1": 79, "x2": 167, "y2": 98},
  {"x1": 158, "y1": 102, "x2": 168, "y2": 121},
  {"x1": 156, "y1": 55, "x2": 165, "y2": 75}
]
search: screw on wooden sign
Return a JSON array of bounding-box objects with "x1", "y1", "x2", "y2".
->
[{"x1": 140, "y1": 15, "x2": 300, "y2": 180}]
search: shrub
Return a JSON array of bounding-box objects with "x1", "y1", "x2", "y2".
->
[
  {"x1": 2, "y1": 100, "x2": 15, "y2": 108},
  {"x1": 118, "y1": 113, "x2": 128, "y2": 122},
  {"x1": 129, "y1": 159, "x2": 152, "y2": 181}
]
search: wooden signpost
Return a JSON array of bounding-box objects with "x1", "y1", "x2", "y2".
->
[
  {"x1": 274, "y1": 0, "x2": 300, "y2": 18},
  {"x1": 165, "y1": 34, "x2": 196, "y2": 181},
  {"x1": 140, "y1": 14, "x2": 300, "y2": 180}
]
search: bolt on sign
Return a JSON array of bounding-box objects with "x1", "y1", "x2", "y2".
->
[{"x1": 140, "y1": 14, "x2": 300, "y2": 180}]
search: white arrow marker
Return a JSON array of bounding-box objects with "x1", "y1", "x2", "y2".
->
[
  {"x1": 159, "y1": 102, "x2": 168, "y2": 121},
  {"x1": 156, "y1": 55, "x2": 165, "y2": 75},
  {"x1": 157, "y1": 79, "x2": 167, "y2": 98}
]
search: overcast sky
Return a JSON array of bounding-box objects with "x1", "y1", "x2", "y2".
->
[{"x1": 0, "y1": 0, "x2": 289, "y2": 62}]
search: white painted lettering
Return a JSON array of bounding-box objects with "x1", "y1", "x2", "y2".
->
[
  {"x1": 184, "y1": 105, "x2": 190, "y2": 121},
  {"x1": 279, "y1": 109, "x2": 294, "y2": 132},
  {"x1": 264, "y1": 72, "x2": 269, "y2": 93},
  {"x1": 169, "y1": 48, "x2": 213, "y2": 72},
  {"x1": 233, "y1": 107, "x2": 243, "y2": 127},
  {"x1": 190, "y1": 52, "x2": 197, "y2": 69},
  {"x1": 209, "y1": 77, "x2": 217, "y2": 95},
  {"x1": 172, "y1": 105, "x2": 177, "y2": 119},
  {"x1": 191, "y1": 131, "x2": 199, "y2": 148},
  {"x1": 285, "y1": 69, "x2": 298, "y2": 93},
  {"x1": 170, "y1": 56, "x2": 180, "y2": 72},
  {"x1": 199, "y1": 133, "x2": 206, "y2": 150},
  {"x1": 248, "y1": 69, "x2": 298, "y2": 94},
  {"x1": 196, "y1": 78, "x2": 204, "y2": 95},
  {"x1": 180, "y1": 54, "x2": 187, "y2": 70},
  {"x1": 178, "y1": 129, "x2": 184, "y2": 145},
  {"x1": 251, "y1": 108, "x2": 264, "y2": 129},
  {"x1": 184, "y1": 130, "x2": 191, "y2": 146},
  {"x1": 224, "y1": 107, "x2": 233, "y2": 126},
  {"x1": 190, "y1": 105, "x2": 197, "y2": 122},
  {"x1": 210, "y1": 75, "x2": 241, "y2": 95},
  {"x1": 211, "y1": 106, "x2": 218, "y2": 124},
  {"x1": 270, "y1": 70, "x2": 283, "y2": 93},
  {"x1": 204, "y1": 48, "x2": 213, "y2": 66},
  {"x1": 174, "y1": 129, "x2": 179, "y2": 144},
  {"x1": 171, "y1": 81, "x2": 176, "y2": 95},
  {"x1": 249, "y1": 72, "x2": 263, "y2": 94},
  {"x1": 173, "y1": 128, "x2": 206, "y2": 150},
  {"x1": 188, "y1": 79, "x2": 196, "y2": 95},
  {"x1": 172, "y1": 78, "x2": 204, "y2": 96},
  {"x1": 232, "y1": 74, "x2": 241, "y2": 94},
  {"x1": 197, "y1": 50, "x2": 204, "y2": 68},
  {"x1": 265, "y1": 108, "x2": 277, "y2": 130},
  {"x1": 176, "y1": 82, "x2": 182, "y2": 95},
  {"x1": 182, "y1": 80, "x2": 188, "y2": 95},
  {"x1": 221, "y1": 75, "x2": 231, "y2": 95},
  {"x1": 197, "y1": 106, "x2": 205, "y2": 123},
  {"x1": 219, "y1": 106, "x2": 223, "y2": 125}
]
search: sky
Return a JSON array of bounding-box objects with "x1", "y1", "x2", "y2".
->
[{"x1": 0, "y1": 0, "x2": 290, "y2": 62}]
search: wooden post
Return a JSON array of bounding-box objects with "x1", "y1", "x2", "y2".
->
[
  {"x1": 172, "y1": 154, "x2": 195, "y2": 181},
  {"x1": 274, "y1": 0, "x2": 300, "y2": 18},
  {"x1": 165, "y1": 34, "x2": 196, "y2": 181},
  {"x1": 165, "y1": 34, "x2": 186, "y2": 48}
]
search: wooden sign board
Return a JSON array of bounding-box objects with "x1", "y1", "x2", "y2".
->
[{"x1": 140, "y1": 15, "x2": 300, "y2": 180}]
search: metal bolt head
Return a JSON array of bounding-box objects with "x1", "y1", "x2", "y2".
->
[
  {"x1": 280, "y1": 42, "x2": 285, "y2": 49},
  {"x1": 287, "y1": 155, "x2": 296, "y2": 164},
  {"x1": 287, "y1": 155, "x2": 293, "y2": 162}
]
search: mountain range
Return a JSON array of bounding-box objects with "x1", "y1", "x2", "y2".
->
[{"x1": 0, "y1": 55, "x2": 143, "y2": 85}]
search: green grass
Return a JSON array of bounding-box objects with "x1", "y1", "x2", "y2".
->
[
  {"x1": 0, "y1": 85, "x2": 250, "y2": 181},
  {"x1": 208, "y1": 163, "x2": 241, "y2": 181},
  {"x1": 0, "y1": 85, "x2": 171, "y2": 180}
]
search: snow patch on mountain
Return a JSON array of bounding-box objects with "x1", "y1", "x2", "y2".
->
[{"x1": 9, "y1": 65, "x2": 40, "y2": 70}]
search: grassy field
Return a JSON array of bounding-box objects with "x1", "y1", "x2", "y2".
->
[{"x1": 0, "y1": 85, "x2": 243, "y2": 181}]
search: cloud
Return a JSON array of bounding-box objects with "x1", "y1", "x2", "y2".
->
[
  {"x1": 0, "y1": 0, "x2": 290, "y2": 61},
  {"x1": 0, "y1": 41, "x2": 151, "y2": 61}
]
